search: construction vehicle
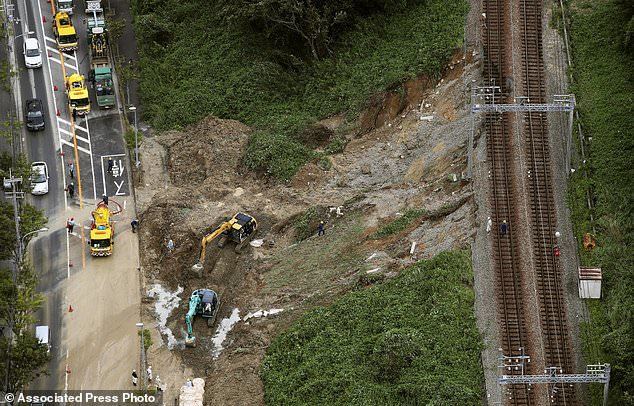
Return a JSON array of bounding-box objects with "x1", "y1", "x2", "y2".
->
[
  {"x1": 56, "y1": 0, "x2": 74, "y2": 15},
  {"x1": 52, "y1": 12, "x2": 78, "y2": 51},
  {"x1": 65, "y1": 73, "x2": 91, "y2": 115},
  {"x1": 85, "y1": 1, "x2": 105, "y2": 31},
  {"x1": 191, "y1": 212, "x2": 257, "y2": 273},
  {"x1": 89, "y1": 201, "x2": 114, "y2": 256},
  {"x1": 185, "y1": 289, "x2": 219, "y2": 347},
  {"x1": 87, "y1": 27, "x2": 115, "y2": 108}
]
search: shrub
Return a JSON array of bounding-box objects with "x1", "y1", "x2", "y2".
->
[{"x1": 261, "y1": 251, "x2": 484, "y2": 405}]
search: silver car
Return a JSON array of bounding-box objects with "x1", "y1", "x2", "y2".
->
[
  {"x1": 30, "y1": 161, "x2": 49, "y2": 195},
  {"x1": 23, "y1": 37, "x2": 42, "y2": 69}
]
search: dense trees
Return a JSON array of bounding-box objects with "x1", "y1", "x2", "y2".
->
[
  {"x1": 0, "y1": 199, "x2": 49, "y2": 391},
  {"x1": 221, "y1": 0, "x2": 421, "y2": 60}
]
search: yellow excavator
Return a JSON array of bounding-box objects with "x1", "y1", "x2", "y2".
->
[{"x1": 191, "y1": 212, "x2": 257, "y2": 273}]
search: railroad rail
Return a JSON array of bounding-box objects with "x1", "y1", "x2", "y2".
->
[
  {"x1": 519, "y1": 0, "x2": 577, "y2": 404},
  {"x1": 482, "y1": 0, "x2": 534, "y2": 404}
]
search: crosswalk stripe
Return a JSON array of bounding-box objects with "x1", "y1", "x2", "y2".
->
[
  {"x1": 61, "y1": 139, "x2": 90, "y2": 154},
  {"x1": 59, "y1": 128, "x2": 90, "y2": 145}
]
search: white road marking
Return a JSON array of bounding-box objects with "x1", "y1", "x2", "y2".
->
[
  {"x1": 66, "y1": 227, "x2": 70, "y2": 279},
  {"x1": 100, "y1": 153, "x2": 126, "y2": 196},
  {"x1": 73, "y1": 123, "x2": 88, "y2": 133},
  {"x1": 59, "y1": 127, "x2": 90, "y2": 145},
  {"x1": 71, "y1": 55, "x2": 97, "y2": 201},
  {"x1": 36, "y1": 0, "x2": 66, "y2": 209},
  {"x1": 114, "y1": 180, "x2": 125, "y2": 196},
  {"x1": 100, "y1": 156, "x2": 107, "y2": 196},
  {"x1": 61, "y1": 139, "x2": 91, "y2": 154},
  {"x1": 47, "y1": 55, "x2": 79, "y2": 72},
  {"x1": 44, "y1": 35, "x2": 56, "y2": 44}
]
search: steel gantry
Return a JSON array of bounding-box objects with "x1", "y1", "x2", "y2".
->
[
  {"x1": 466, "y1": 83, "x2": 576, "y2": 179},
  {"x1": 498, "y1": 351, "x2": 611, "y2": 405}
]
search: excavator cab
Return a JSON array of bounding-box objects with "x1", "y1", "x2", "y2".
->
[
  {"x1": 191, "y1": 212, "x2": 257, "y2": 274},
  {"x1": 185, "y1": 289, "x2": 220, "y2": 347}
]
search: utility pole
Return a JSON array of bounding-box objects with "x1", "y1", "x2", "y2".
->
[
  {"x1": 136, "y1": 322, "x2": 146, "y2": 389},
  {"x1": 3, "y1": 170, "x2": 23, "y2": 393}
]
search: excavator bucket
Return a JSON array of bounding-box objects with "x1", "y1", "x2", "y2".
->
[{"x1": 185, "y1": 335, "x2": 196, "y2": 348}]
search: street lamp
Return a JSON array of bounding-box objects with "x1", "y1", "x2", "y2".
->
[
  {"x1": 20, "y1": 227, "x2": 49, "y2": 261},
  {"x1": 135, "y1": 322, "x2": 146, "y2": 389},
  {"x1": 128, "y1": 106, "x2": 139, "y2": 168},
  {"x1": 13, "y1": 31, "x2": 35, "y2": 48},
  {"x1": 20, "y1": 227, "x2": 49, "y2": 254}
]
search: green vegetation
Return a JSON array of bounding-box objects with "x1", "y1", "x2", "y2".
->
[
  {"x1": 0, "y1": 261, "x2": 50, "y2": 391},
  {"x1": 138, "y1": 329, "x2": 153, "y2": 351},
  {"x1": 262, "y1": 251, "x2": 483, "y2": 405},
  {"x1": 132, "y1": 0, "x2": 468, "y2": 178},
  {"x1": 0, "y1": 198, "x2": 49, "y2": 391},
  {"x1": 371, "y1": 208, "x2": 426, "y2": 239},
  {"x1": 292, "y1": 207, "x2": 319, "y2": 241},
  {"x1": 565, "y1": 0, "x2": 634, "y2": 403},
  {"x1": 264, "y1": 213, "x2": 367, "y2": 299}
]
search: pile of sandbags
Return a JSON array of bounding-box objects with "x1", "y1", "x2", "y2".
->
[{"x1": 178, "y1": 378, "x2": 205, "y2": 406}]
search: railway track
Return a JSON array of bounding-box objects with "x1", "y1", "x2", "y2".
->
[
  {"x1": 519, "y1": 0, "x2": 576, "y2": 404},
  {"x1": 482, "y1": 1, "x2": 534, "y2": 404},
  {"x1": 482, "y1": 0, "x2": 576, "y2": 404}
]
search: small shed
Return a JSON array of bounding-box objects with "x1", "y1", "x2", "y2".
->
[{"x1": 578, "y1": 267, "x2": 602, "y2": 299}]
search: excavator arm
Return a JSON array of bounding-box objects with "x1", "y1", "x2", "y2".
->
[
  {"x1": 192, "y1": 221, "x2": 232, "y2": 271},
  {"x1": 185, "y1": 294, "x2": 201, "y2": 346}
]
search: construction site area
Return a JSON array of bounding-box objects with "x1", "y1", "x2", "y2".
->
[{"x1": 134, "y1": 47, "x2": 483, "y2": 405}]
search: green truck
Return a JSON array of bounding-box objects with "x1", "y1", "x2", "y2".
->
[{"x1": 88, "y1": 27, "x2": 115, "y2": 109}]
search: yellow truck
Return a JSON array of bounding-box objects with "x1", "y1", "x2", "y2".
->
[
  {"x1": 89, "y1": 201, "x2": 114, "y2": 256},
  {"x1": 52, "y1": 12, "x2": 78, "y2": 51},
  {"x1": 65, "y1": 73, "x2": 91, "y2": 116}
]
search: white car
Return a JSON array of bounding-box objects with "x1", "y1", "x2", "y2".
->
[
  {"x1": 30, "y1": 161, "x2": 49, "y2": 195},
  {"x1": 23, "y1": 37, "x2": 42, "y2": 69}
]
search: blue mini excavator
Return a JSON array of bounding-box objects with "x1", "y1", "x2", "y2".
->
[{"x1": 185, "y1": 289, "x2": 220, "y2": 348}]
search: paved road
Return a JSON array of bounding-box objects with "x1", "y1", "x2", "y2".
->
[{"x1": 4, "y1": 0, "x2": 137, "y2": 391}]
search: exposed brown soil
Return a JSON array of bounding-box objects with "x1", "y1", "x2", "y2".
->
[{"x1": 136, "y1": 49, "x2": 482, "y2": 405}]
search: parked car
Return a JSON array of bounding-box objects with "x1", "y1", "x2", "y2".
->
[
  {"x1": 23, "y1": 37, "x2": 42, "y2": 68},
  {"x1": 30, "y1": 161, "x2": 49, "y2": 195},
  {"x1": 25, "y1": 99, "x2": 45, "y2": 131}
]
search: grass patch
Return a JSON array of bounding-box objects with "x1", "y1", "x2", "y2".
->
[
  {"x1": 292, "y1": 207, "x2": 320, "y2": 242},
  {"x1": 565, "y1": 0, "x2": 634, "y2": 403},
  {"x1": 263, "y1": 213, "x2": 367, "y2": 299},
  {"x1": 261, "y1": 251, "x2": 483, "y2": 405},
  {"x1": 371, "y1": 208, "x2": 427, "y2": 239},
  {"x1": 132, "y1": 0, "x2": 468, "y2": 178},
  {"x1": 137, "y1": 329, "x2": 153, "y2": 351}
]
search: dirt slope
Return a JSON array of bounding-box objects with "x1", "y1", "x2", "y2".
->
[{"x1": 135, "y1": 51, "x2": 480, "y2": 404}]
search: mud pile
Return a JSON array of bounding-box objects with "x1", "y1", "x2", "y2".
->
[{"x1": 159, "y1": 116, "x2": 252, "y2": 187}]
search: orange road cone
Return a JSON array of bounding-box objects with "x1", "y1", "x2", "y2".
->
[
  {"x1": 42, "y1": 16, "x2": 46, "y2": 23},
  {"x1": 68, "y1": 305, "x2": 73, "y2": 312},
  {"x1": 54, "y1": 85, "x2": 58, "y2": 91},
  {"x1": 66, "y1": 365, "x2": 71, "y2": 374},
  {"x1": 56, "y1": 109, "x2": 61, "y2": 116}
]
